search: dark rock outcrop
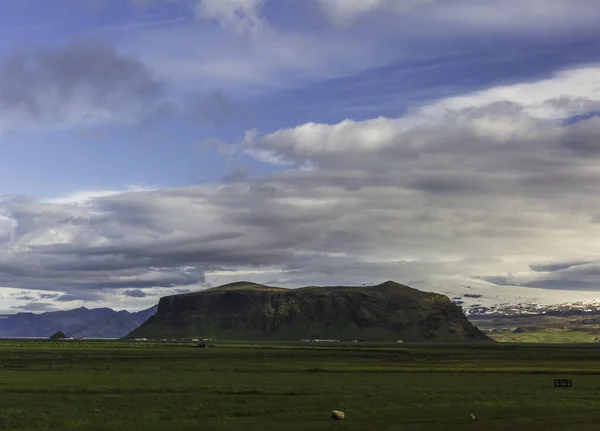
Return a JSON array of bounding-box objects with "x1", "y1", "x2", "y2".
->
[
  {"x1": 127, "y1": 281, "x2": 490, "y2": 342},
  {"x1": 49, "y1": 331, "x2": 68, "y2": 340}
]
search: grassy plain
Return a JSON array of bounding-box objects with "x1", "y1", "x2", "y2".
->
[
  {"x1": 471, "y1": 313, "x2": 600, "y2": 344},
  {"x1": 2, "y1": 340, "x2": 600, "y2": 430},
  {"x1": 490, "y1": 331, "x2": 600, "y2": 343}
]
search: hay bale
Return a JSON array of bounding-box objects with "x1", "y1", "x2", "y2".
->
[{"x1": 331, "y1": 410, "x2": 345, "y2": 420}]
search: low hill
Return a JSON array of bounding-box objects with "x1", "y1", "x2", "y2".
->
[
  {"x1": 126, "y1": 281, "x2": 489, "y2": 342},
  {"x1": 49, "y1": 331, "x2": 67, "y2": 340}
]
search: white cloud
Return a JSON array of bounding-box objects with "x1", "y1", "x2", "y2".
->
[
  {"x1": 428, "y1": 0, "x2": 600, "y2": 34},
  {"x1": 195, "y1": 0, "x2": 266, "y2": 34},
  {"x1": 423, "y1": 67, "x2": 600, "y2": 120},
  {"x1": 46, "y1": 188, "x2": 156, "y2": 205},
  {"x1": 245, "y1": 65, "x2": 600, "y2": 166},
  {"x1": 4, "y1": 64, "x2": 600, "y2": 308},
  {"x1": 125, "y1": 21, "x2": 392, "y2": 96},
  {"x1": 317, "y1": 0, "x2": 432, "y2": 25},
  {"x1": 315, "y1": 0, "x2": 600, "y2": 34},
  {"x1": 114, "y1": 0, "x2": 600, "y2": 101}
]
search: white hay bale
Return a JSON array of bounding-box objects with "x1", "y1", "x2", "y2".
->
[{"x1": 331, "y1": 410, "x2": 345, "y2": 420}]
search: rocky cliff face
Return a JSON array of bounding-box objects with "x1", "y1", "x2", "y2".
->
[{"x1": 127, "y1": 281, "x2": 489, "y2": 342}]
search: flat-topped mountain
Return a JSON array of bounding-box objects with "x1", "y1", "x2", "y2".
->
[{"x1": 126, "y1": 281, "x2": 489, "y2": 342}]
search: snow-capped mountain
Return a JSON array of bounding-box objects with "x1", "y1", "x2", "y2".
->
[{"x1": 411, "y1": 277, "x2": 600, "y2": 316}]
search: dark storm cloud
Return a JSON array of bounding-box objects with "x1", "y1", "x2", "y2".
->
[
  {"x1": 11, "y1": 302, "x2": 57, "y2": 312},
  {"x1": 14, "y1": 295, "x2": 36, "y2": 301},
  {"x1": 486, "y1": 260, "x2": 600, "y2": 292},
  {"x1": 56, "y1": 291, "x2": 103, "y2": 302},
  {"x1": 523, "y1": 280, "x2": 600, "y2": 291},
  {"x1": 122, "y1": 289, "x2": 147, "y2": 298},
  {"x1": 530, "y1": 260, "x2": 593, "y2": 273}
]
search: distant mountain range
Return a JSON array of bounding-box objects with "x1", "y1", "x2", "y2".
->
[
  {"x1": 4, "y1": 277, "x2": 600, "y2": 341},
  {"x1": 0, "y1": 305, "x2": 157, "y2": 339}
]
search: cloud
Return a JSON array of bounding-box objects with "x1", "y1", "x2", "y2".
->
[
  {"x1": 14, "y1": 295, "x2": 36, "y2": 301},
  {"x1": 108, "y1": 0, "x2": 600, "y2": 124},
  {"x1": 222, "y1": 166, "x2": 254, "y2": 183},
  {"x1": 122, "y1": 289, "x2": 148, "y2": 298},
  {"x1": 186, "y1": 0, "x2": 600, "y2": 36},
  {"x1": 487, "y1": 260, "x2": 600, "y2": 291},
  {"x1": 530, "y1": 260, "x2": 593, "y2": 273},
  {"x1": 3, "y1": 64, "x2": 600, "y2": 302},
  {"x1": 0, "y1": 39, "x2": 232, "y2": 133},
  {"x1": 56, "y1": 292, "x2": 103, "y2": 302},
  {"x1": 11, "y1": 302, "x2": 57, "y2": 312},
  {"x1": 427, "y1": 0, "x2": 600, "y2": 35},
  {"x1": 125, "y1": 5, "x2": 400, "y2": 96},
  {"x1": 313, "y1": 0, "x2": 600, "y2": 36},
  {"x1": 244, "y1": 66, "x2": 600, "y2": 167},
  {"x1": 316, "y1": 0, "x2": 433, "y2": 26},
  {"x1": 195, "y1": 0, "x2": 266, "y2": 34},
  {"x1": 0, "y1": 40, "x2": 165, "y2": 132},
  {"x1": 186, "y1": 92, "x2": 232, "y2": 124}
]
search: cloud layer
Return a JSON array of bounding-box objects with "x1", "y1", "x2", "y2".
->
[
  {"x1": 190, "y1": 0, "x2": 600, "y2": 35},
  {"x1": 3, "y1": 0, "x2": 600, "y2": 312},
  {"x1": 122, "y1": 0, "x2": 600, "y2": 106},
  {"x1": 2, "y1": 64, "x2": 600, "y2": 312}
]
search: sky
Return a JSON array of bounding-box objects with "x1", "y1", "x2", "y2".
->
[{"x1": 2, "y1": 0, "x2": 600, "y2": 313}]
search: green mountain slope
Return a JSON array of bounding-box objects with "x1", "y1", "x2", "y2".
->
[{"x1": 126, "y1": 281, "x2": 490, "y2": 342}]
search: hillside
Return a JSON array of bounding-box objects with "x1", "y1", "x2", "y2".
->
[
  {"x1": 49, "y1": 331, "x2": 68, "y2": 340},
  {"x1": 0, "y1": 306, "x2": 157, "y2": 339},
  {"x1": 469, "y1": 311, "x2": 600, "y2": 343},
  {"x1": 126, "y1": 281, "x2": 489, "y2": 342}
]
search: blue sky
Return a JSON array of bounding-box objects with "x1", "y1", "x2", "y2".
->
[
  {"x1": 2, "y1": 0, "x2": 599, "y2": 197},
  {"x1": 2, "y1": 0, "x2": 600, "y2": 313}
]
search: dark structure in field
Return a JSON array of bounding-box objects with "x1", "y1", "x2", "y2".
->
[
  {"x1": 126, "y1": 281, "x2": 490, "y2": 342},
  {"x1": 554, "y1": 379, "x2": 572, "y2": 387}
]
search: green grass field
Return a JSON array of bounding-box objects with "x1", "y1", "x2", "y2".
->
[
  {"x1": 490, "y1": 330, "x2": 600, "y2": 343},
  {"x1": 2, "y1": 340, "x2": 600, "y2": 430}
]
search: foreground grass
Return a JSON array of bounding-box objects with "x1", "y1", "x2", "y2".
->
[{"x1": 1, "y1": 341, "x2": 600, "y2": 430}]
